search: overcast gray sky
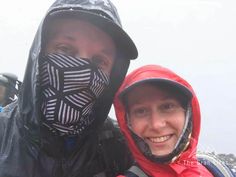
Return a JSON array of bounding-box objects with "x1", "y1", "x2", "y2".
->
[{"x1": 0, "y1": 0, "x2": 236, "y2": 154}]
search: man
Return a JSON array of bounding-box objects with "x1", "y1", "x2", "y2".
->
[
  {"x1": 0, "y1": 0, "x2": 138, "y2": 176},
  {"x1": 0, "y1": 77, "x2": 7, "y2": 107},
  {"x1": 0, "y1": 73, "x2": 20, "y2": 108},
  {"x1": 0, "y1": 82, "x2": 5, "y2": 112}
]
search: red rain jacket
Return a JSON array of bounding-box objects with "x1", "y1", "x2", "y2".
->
[{"x1": 114, "y1": 65, "x2": 213, "y2": 177}]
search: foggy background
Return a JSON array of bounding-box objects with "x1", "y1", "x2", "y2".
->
[{"x1": 0, "y1": 0, "x2": 235, "y2": 154}]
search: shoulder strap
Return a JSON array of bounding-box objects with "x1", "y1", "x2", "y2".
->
[
  {"x1": 125, "y1": 165, "x2": 149, "y2": 177},
  {"x1": 197, "y1": 152, "x2": 235, "y2": 177},
  {"x1": 93, "y1": 172, "x2": 107, "y2": 177}
]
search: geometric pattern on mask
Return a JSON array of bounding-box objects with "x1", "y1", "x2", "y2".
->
[{"x1": 40, "y1": 53, "x2": 109, "y2": 135}]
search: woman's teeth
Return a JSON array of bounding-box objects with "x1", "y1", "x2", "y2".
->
[{"x1": 148, "y1": 135, "x2": 171, "y2": 143}]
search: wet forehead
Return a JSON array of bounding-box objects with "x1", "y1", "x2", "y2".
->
[
  {"x1": 127, "y1": 84, "x2": 175, "y2": 106},
  {"x1": 46, "y1": 18, "x2": 115, "y2": 51}
]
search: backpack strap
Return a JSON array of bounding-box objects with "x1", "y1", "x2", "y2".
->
[
  {"x1": 125, "y1": 165, "x2": 149, "y2": 177},
  {"x1": 197, "y1": 152, "x2": 235, "y2": 177},
  {"x1": 93, "y1": 172, "x2": 107, "y2": 177}
]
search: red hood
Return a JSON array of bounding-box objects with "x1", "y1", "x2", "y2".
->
[{"x1": 114, "y1": 65, "x2": 213, "y2": 176}]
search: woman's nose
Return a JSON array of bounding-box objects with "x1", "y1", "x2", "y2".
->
[{"x1": 149, "y1": 111, "x2": 166, "y2": 130}]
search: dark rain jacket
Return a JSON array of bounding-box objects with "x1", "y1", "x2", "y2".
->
[
  {"x1": 0, "y1": 0, "x2": 134, "y2": 176},
  {"x1": 114, "y1": 65, "x2": 214, "y2": 177}
]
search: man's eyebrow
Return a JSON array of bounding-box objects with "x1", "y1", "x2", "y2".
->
[
  {"x1": 101, "y1": 49, "x2": 115, "y2": 56},
  {"x1": 63, "y1": 35, "x2": 76, "y2": 42}
]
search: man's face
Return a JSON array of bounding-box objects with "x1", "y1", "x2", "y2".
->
[
  {"x1": 0, "y1": 85, "x2": 6, "y2": 106},
  {"x1": 45, "y1": 18, "x2": 116, "y2": 76}
]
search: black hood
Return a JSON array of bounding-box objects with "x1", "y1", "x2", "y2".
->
[{"x1": 18, "y1": 0, "x2": 137, "y2": 142}]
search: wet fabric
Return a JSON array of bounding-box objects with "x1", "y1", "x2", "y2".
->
[
  {"x1": 0, "y1": 0, "x2": 134, "y2": 176},
  {"x1": 114, "y1": 65, "x2": 213, "y2": 177},
  {"x1": 40, "y1": 53, "x2": 109, "y2": 136}
]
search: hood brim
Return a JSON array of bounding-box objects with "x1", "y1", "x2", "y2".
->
[
  {"x1": 119, "y1": 78, "x2": 193, "y2": 102},
  {"x1": 44, "y1": 8, "x2": 138, "y2": 59}
]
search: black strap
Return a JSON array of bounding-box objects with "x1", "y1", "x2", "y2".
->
[
  {"x1": 93, "y1": 172, "x2": 107, "y2": 177},
  {"x1": 125, "y1": 165, "x2": 148, "y2": 177}
]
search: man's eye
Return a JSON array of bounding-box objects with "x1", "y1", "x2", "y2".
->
[
  {"x1": 92, "y1": 56, "x2": 109, "y2": 69},
  {"x1": 55, "y1": 45, "x2": 75, "y2": 56}
]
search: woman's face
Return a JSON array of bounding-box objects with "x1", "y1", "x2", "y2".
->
[{"x1": 127, "y1": 83, "x2": 186, "y2": 156}]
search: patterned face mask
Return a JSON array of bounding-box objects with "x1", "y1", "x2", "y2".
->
[{"x1": 40, "y1": 53, "x2": 110, "y2": 136}]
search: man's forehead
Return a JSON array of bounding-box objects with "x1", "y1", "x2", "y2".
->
[{"x1": 89, "y1": 0, "x2": 110, "y2": 6}]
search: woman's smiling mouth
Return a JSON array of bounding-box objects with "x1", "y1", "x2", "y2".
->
[{"x1": 146, "y1": 135, "x2": 172, "y2": 143}]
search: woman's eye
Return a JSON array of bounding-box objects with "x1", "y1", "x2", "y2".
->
[
  {"x1": 160, "y1": 102, "x2": 179, "y2": 113},
  {"x1": 130, "y1": 107, "x2": 149, "y2": 118}
]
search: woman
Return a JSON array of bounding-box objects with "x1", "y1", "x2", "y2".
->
[{"x1": 113, "y1": 65, "x2": 214, "y2": 177}]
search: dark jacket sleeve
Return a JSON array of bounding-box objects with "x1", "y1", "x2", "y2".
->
[{"x1": 97, "y1": 117, "x2": 134, "y2": 176}]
